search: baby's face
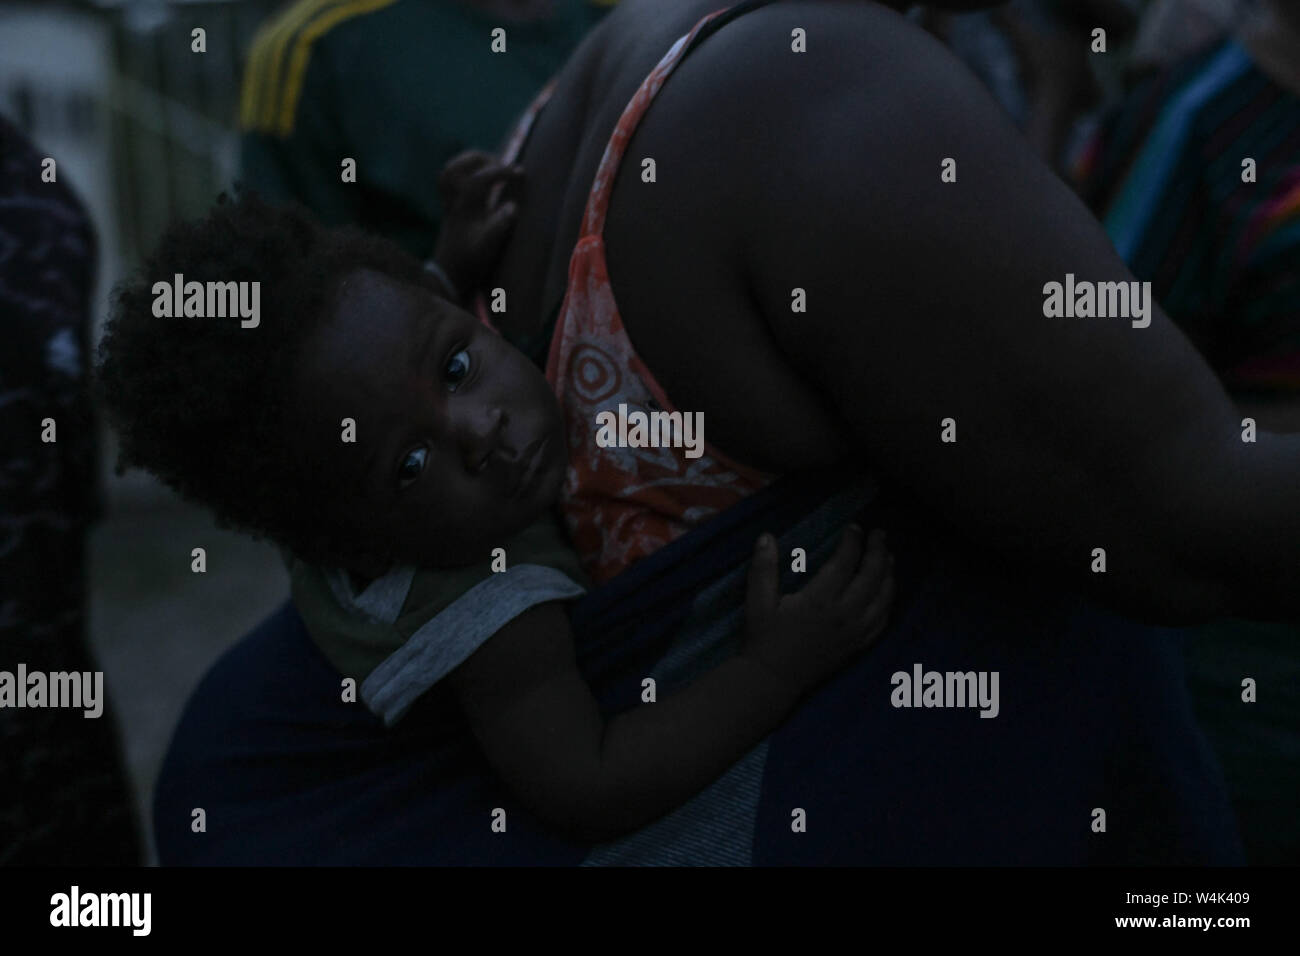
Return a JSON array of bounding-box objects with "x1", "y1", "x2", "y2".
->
[{"x1": 285, "y1": 267, "x2": 566, "y2": 574}]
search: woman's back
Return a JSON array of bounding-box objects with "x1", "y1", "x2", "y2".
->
[
  {"x1": 491, "y1": 0, "x2": 857, "y2": 482},
  {"x1": 492, "y1": 0, "x2": 1300, "y2": 624}
]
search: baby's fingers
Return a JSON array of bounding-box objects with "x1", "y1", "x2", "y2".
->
[
  {"x1": 478, "y1": 201, "x2": 519, "y2": 249},
  {"x1": 438, "y1": 150, "x2": 494, "y2": 193},
  {"x1": 800, "y1": 524, "x2": 864, "y2": 603},
  {"x1": 855, "y1": 571, "x2": 895, "y2": 647},
  {"x1": 460, "y1": 162, "x2": 526, "y2": 208},
  {"x1": 745, "y1": 533, "x2": 780, "y2": 620},
  {"x1": 839, "y1": 530, "x2": 891, "y2": 615}
]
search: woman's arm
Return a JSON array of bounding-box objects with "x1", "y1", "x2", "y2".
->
[
  {"x1": 447, "y1": 527, "x2": 892, "y2": 844},
  {"x1": 705, "y1": 2, "x2": 1299, "y2": 624}
]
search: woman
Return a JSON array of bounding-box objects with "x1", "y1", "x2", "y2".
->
[
  {"x1": 488, "y1": 0, "x2": 1299, "y2": 622},
  {"x1": 155, "y1": 0, "x2": 1296, "y2": 864}
]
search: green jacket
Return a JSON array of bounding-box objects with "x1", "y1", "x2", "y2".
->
[{"x1": 238, "y1": 0, "x2": 615, "y2": 258}]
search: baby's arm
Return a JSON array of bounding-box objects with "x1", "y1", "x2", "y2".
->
[
  {"x1": 446, "y1": 526, "x2": 893, "y2": 844},
  {"x1": 430, "y1": 150, "x2": 522, "y2": 302}
]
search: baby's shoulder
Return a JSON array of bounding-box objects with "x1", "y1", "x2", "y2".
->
[{"x1": 401, "y1": 512, "x2": 588, "y2": 624}]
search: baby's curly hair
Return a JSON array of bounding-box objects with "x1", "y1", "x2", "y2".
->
[{"x1": 94, "y1": 190, "x2": 442, "y2": 569}]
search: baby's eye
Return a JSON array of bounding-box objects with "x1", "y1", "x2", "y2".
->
[
  {"x1": 444, "y1": 348, "x2": 472, "y2": 392},
  {"x1": 397, "y1": 446, "x2": 427, "y2": 489}
]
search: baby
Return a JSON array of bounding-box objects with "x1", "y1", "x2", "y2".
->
[{"x1": 95, "y1": 157, "x2": 895, "y2": 843}]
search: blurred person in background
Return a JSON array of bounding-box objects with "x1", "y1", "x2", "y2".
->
[
  {"x1": 238, "y1": 0, "x2": 617, "y2": 263},
  {"x1": 1075, "y1": 0, "x2": 1300, "y2": 862},
  {"x1": 0, "y1": 115, "x2": 141, "y2": 865},
  {"x1": 919, "y1": 0, "x2": 1142, "y2": 172},
  {"x1": 1124, "y1": 0, "x2": 1246, "y2": 78}
]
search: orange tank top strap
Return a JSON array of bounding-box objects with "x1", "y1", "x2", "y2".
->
[
  {"x1": 501, "y1": 77, "x2": 559, "y2": 165},
  {"x1": 472, "y1": 77, "x2": 560, "y2": 332},
  {"x1": 575, "y1": 8, "x2": 736, "y2": 242},
  {"x1": 543, "y1": 3, "x2": 780, "y2": 583}
]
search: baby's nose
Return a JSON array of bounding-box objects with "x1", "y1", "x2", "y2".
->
[{"x1": 456, "y1": 405, "x2": 505, "y2": 472}]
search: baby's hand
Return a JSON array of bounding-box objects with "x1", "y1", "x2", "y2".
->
[
  {"x1": 431, "y1": 150, "x2": 525, "y2": 297},
  {"x1": 740, "y1": 526, "x2": 894, "y2": 702}
]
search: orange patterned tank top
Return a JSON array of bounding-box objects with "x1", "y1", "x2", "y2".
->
[{"x1": 497, "y1": 5, "x2": 775, "y2": 584}]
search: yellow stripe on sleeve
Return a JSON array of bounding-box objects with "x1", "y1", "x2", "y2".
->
[
  {"x1": 277, "y1": 0, "x2": 400, "y2": 137},
  {"x1": 240, "y1": 0, "x2": 350, "y2": 133}
]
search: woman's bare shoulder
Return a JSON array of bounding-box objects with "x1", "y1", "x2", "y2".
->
[{"x1": 629, "y1": 1, "x2": 973, "y2": 183}]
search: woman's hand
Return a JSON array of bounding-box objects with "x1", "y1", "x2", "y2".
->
[
  {"x1": 740, "y1": 525, "x2": 894, "y2": 703},
  {"x1": 431, "y1": 150, "x2": 525, "y2": 298}
]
